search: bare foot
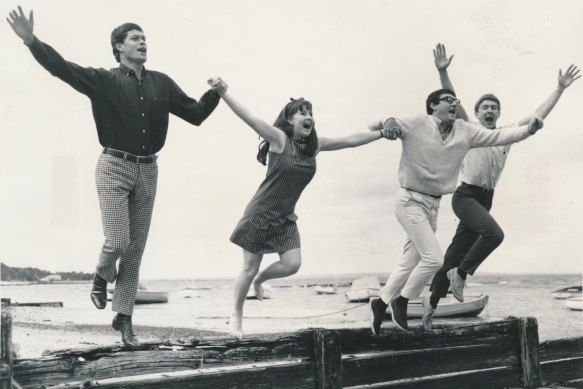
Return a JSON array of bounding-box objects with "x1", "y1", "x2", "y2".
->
[
  {"x1": 252, "y1": 280, "x2": 264, "y2": 301},
  {"x1": 229, "y1": 315, "x2": 243, "y2": 340}
]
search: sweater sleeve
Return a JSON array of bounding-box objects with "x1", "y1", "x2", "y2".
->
[{"x1": 464, "y1": 120, "x2": 532, "y2": 148}]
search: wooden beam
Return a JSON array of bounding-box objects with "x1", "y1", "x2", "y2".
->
[
  {"x1": 0, "y1": 310, "x2": 13, "y2": 389},
  {"x1": 314, "y1": 329, "x2": 342, "y2": 389},
  {"x1": 518, "y1": 317, "x2": 541, "y2": 388}
]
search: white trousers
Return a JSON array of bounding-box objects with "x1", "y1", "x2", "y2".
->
[{"x1": 379, "y1": 188, "x2": 444, "y2": 302}]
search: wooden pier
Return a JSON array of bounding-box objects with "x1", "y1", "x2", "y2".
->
[{"x1": 1, "y1": 309, "x2": 582, "y2": 388}]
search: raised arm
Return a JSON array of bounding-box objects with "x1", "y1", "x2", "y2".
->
[
  {"x1": 7, "y1": 6, "x2": 106, "y2": 97},
  {"x1": 469, "y1": 116, "x2": 544, "y2": 148},
  {"x1": 516, "y1": 65, "x2": 580, "y2": 126},
  {"x1": 208, "y1": 78, "x2": 286, "y2": 152},
  {"x1": 433, "y1": 43, "x2": 468, "y2": 121},
  {"x1": 7, "y1": 6, "x2": 34, "y2": 44},
  {"x1": 318, "y1": 127, "x2": 393, "y2": 152}
]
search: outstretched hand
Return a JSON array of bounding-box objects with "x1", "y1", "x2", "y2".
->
[
  {"x1": 433, "y1": 43, "x2": 454, "y2": 71},
  {"x1": 558, "y1": 65, "x2": 581, "y2": 90},
  {"x1": 208, "y1": 77, "x2": 228, "y2": 95},
  {"x1": 7, "y1": 6, "x2": 34, "y2": 44},
  {"x1": 527, "y1": 116, "x2": 544, "y2": 135}
]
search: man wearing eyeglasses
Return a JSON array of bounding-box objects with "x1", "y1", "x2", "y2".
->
[
  {"x1": 421, "y1": 44, "x2": 580, "y2": 330},
  {"x1": 7, "y1": 6, "x2": 221, "y2": 347},
  {"x1": 367, "y1": 73, "x2": 545, "y2": 334}
]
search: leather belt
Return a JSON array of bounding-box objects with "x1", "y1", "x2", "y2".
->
[
  {"x1": 103, "y1": 148, "x2": 157, "y2": 164},
  {"x1": 402, "y1": 187, "x2": 442, "y2": 199},
  {"x1": 461, "y1": 182, "x2": 494, "y2": 194}
]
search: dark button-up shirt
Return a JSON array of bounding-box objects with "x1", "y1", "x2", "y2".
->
[{"x1": 27, "y1": 36, "x2": 220, "y2": 155}]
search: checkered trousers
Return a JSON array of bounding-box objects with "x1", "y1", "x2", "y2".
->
[{"x1": 95, "y1": 153, "x2": 158, "y2": 315}]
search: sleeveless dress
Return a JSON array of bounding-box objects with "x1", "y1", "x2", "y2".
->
[{"x1": 230, "y1": 136, "x2": 317, "y2": 254}]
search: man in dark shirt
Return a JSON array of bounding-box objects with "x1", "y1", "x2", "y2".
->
[{"x1": 7, "y1": 6, "x2": 220, "y2": 347}]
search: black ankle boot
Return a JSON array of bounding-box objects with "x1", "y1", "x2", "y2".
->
[
  {"x1": 112, "y1": 313, "x2": 136, "y2": 336},
  {"x1": 114, "y1": 313, "x2": 140, "y2": 348},
  {"x1": 90, "y1": 273, "x2": 107, "y2": 310}
]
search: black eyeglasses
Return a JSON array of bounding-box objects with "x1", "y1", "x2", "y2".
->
[{"x1": 439, "y1": 97, "x2": 461, "y2": 105}]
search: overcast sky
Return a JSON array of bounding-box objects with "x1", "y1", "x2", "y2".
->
[{"x1": 1, "y1": 0, "x2": 582, "y2": 279}]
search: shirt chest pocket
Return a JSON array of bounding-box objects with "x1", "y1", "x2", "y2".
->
[{"x1": 152, "y1": 97, "x2": 169, "y2": 123}]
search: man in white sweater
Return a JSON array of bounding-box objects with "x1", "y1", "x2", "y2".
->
[{"x1": 368, "y1": 86, "x2": 543, "y2": 333}]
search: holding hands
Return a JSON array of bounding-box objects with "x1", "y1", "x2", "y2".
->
[
  {"x1": 208, "y1": 77, "x2": 228, "y2": 95},
  {"x1": 382, "y1": 118, "x2": 401, "y2": 140},
  {"x1": 527, "y1": 116, "x2": 544, "y2": 135},
  {"x1": 7, "y1": 6, "x2": 34, "y2": 44}
]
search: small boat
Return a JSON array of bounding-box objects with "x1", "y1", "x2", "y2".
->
[
  {"x1": 345, "y1": 277, "x2": 381, "y2": 302},
  {"x1": 565, "y1": 296, "x2": 583, "y2": 311},
  {"x1": 552, "y1": 286, "x2": 582, "y2": 299},
  {"x1": 246, "y1": 284, "x2": 272, "y2": 299},
  {"x1": 108, "y1": 289, "x2": 169, "y2": 304},
  {"x1": 314, "y1": 286, "x2": 337, "y2": 295},
  {"x1": 385, "y1": 294, "x2": 489, "y2": 319}
]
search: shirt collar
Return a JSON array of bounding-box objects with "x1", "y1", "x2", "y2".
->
[{"x1": 118, "y1": 63, "x2": 147, "y2": 79}]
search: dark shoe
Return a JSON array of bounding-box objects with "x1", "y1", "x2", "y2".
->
[
  {"x1": 114, "y1": 313, "x2": 140, "y2": 348},
  {"x1": 390, "y1": 299, "x2": 409, "y2": 331},
  {"x1": 369, "y1": 298, "x2": 387, "y2": 336},
  {"x1": 448, "y1": 268, "x2": 466, "y2": 302},
  {"x1": 112, "y1": 313, "x2": 136, "y2": 336},
  {"x1": 90, "y1": 273, "x2": 107, "y2": 309},
  {"x1": 421, "y1": 296, "x2": 435, "y2": 331}
]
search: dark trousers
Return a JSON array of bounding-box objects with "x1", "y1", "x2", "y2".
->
[{"x1": 430, "y1": 183, "x2": 504, "y2": 298}]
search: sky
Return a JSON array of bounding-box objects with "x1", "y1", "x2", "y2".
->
[{"x1": 1, "y1": 0, "x2": 582, "y2": 280}]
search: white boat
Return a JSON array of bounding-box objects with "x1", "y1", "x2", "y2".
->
[
  {"x1": 314, "y1": 286, "x2": 337, "y2": 295},
  {"x1": 108, "y1": 289, "x2": 169, "y2": 304},
  {"x1": 552, "y1": 286, "x2": 582, "y2": 299},
  {"x1": 246, "y1": 284, "x2": 272, "y2": 299},
  {"x1": 565, "y1": 296, "x2": 583, "y2": 311},
  {"x1": 345, "y1": 277, "x2": 381, "y2": 302},
  {"x1": 385, "y1": 294, "x2": 489, "y2": 318}
]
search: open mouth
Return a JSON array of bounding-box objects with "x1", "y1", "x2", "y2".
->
[
  {"x1": 303, "y1": 120, "x2": 313, "y2": 129},
  {"x1": 448, "y1": 106, "x2": 457, "y2": 114},
  {"x1": 137, "y1": 48, "x2": 147, "y2": 53},
  {"x1": 485, "y1": 114, "x2": 494, "y2": 124}
]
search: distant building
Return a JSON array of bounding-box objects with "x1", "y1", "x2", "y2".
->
[{"x1": 39, "y1": 274, "x2": 62, "y2": 282}]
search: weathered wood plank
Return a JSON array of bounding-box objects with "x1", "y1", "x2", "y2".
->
[
  {"x1": 45, "y1": 360, "x2": 316, "y2": 389},
  {"x1": 314, "y1": 330, "x2": 342, "y2": 389},
  {"x1": 342, "y1": 342, "x2": 520, "y2": 386},
  {"x1": 14, "y1": 330, "x2": 317, "y2": 388},
  {"x1": 540, "y1": 357, "x2": 583, "y2": 384},
  {"x1": 1, "y1": 310, "x2": 13, "y2": 389},
  {"x1": 518, "y1": 317, "x2": 541, "y2": 388},
  {"x1": 344, "y1": 366, "x2": 522, "y2": 389},
  {"x1": 337, "y1": 318, "x2": 521, "y2": 354},
  {"x1": 10, "y1": 302, "x2": 63, "y2": 307},
  {"x1": 539, "y1": 336, "x2": 583, "y2": 362}
]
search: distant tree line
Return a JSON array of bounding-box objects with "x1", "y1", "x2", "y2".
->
[{"x1": 0, "y1": 263, "x2": 93, "y2": 281}]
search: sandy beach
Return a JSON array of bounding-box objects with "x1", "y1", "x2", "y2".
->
[{"x1": 3, "y1": 273, "x2": 582, "y2": 360}]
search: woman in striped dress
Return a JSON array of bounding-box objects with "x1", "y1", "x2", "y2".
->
[{"x1": 208, "y1": 77, "x2": 395, "y2": 339}]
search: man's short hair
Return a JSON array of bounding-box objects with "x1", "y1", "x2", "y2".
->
[
  {"x1": 111, "y1": 23, "x2": 143, "y2": 63},
  {"x1": 474, "y1": 93, "x2": 501, "y2": 113},
  {"x1": 425, "y1": 88, "x2": 456, "y2": 114}
]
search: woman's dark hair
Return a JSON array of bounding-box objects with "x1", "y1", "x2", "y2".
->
[
  {"x1": 111, "y1": 23, "x2": 143, "y2": 63},
  {"x1": 425, "y1": 88, "x2": 456, "y2": 114},
  {"x1": 256, "y1": 98, "x2": 318, "y2": 165}
]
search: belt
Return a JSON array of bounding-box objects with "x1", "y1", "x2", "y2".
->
[
  {"x1": 103, "y1": 148, "x2": 157, "y2": 164},
  {"x1": 402, "y1": 187, "x2": 442, "y2": 199},
  {"x1": 461, "y1": 182, "x2": 494, "y2": 194}
]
